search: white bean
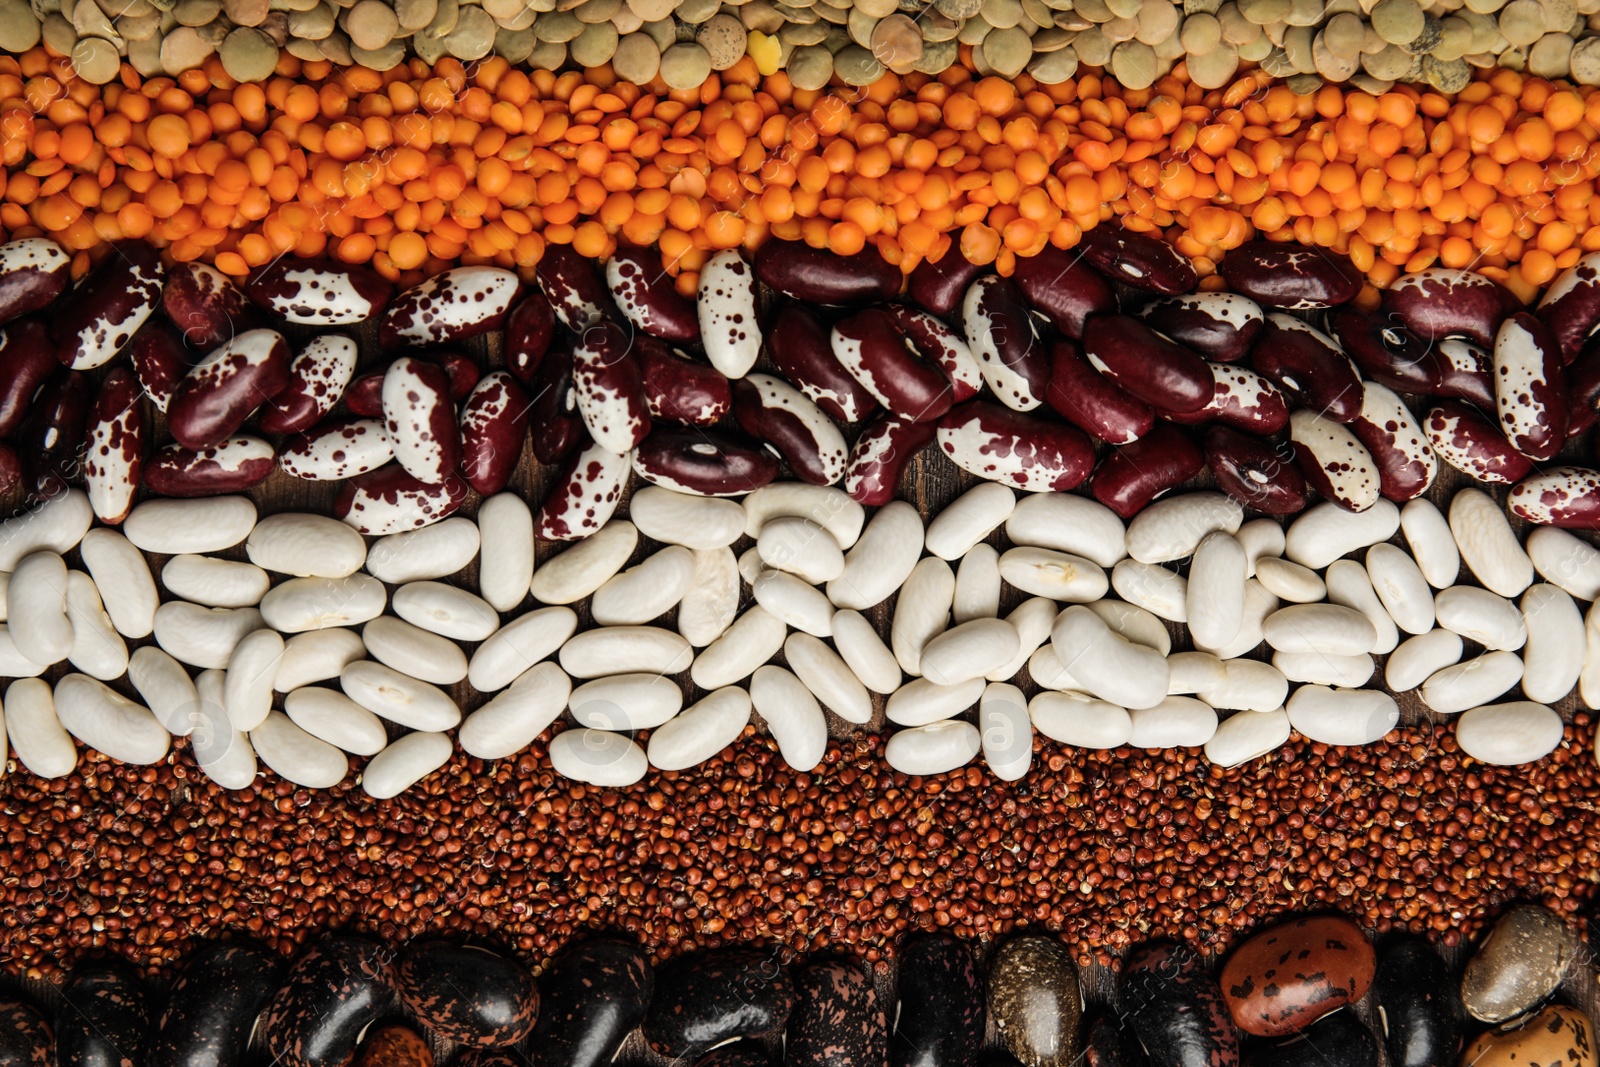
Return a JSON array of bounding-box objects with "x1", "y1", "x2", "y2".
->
[
  {"x1": 1364, "y1": 544, "x2": 1434, "y2": 636},
  {"x1": 249, "y1": 711, "x2": 349, "y2": 788},
  {"x1": 1186, "y1": 532, "x2": 1246, "y2": 649},
  {"x1": 5, "y1": 677, "x2": 74, "y2": 778},
  {"x1": 648, "y1": 686, "x2": 751, "y2": 770},
  {"x1": 752, "y1": 569, "x2": 834, "y2": 637},
  {"x1": 1263, "y1": 603, "x2": 1376, "y2": 656},
  {"x1": 631, "y1": 486, "x2": 746, "y2": 549},
  {"x1": 458, "y1": 661, "x2": 572, "y2": 760},
  {"x1": 153, "y1": 603, "x2": 263, "y2": 670},
  {"x1": 569, "y1": 673, "x2": 683, "y2": 731},
  {"x1": 0, "y1": 489, "x2": 92, "y2": 571},
  {"x1": 1584, "y1": 598, "x2": 1600, "y2": 709},
  {"x1": 562, "y1": 625, "x2": 694, "y2": 680},
  {"x1": 1204, "y1": 708, "x2": 1290, "y2": 768},
  {"x1": 1254, "y1": 557, "x2": 1325, "y2": 603},
  {"x1": 1166, "y1": 651, "x2": 1227, "y2": 695},
  {"x1": 1028, "y1": 645, "x2": 1081, "y2": 692},
  {"x1": 1449, "y1": 488, "x2": 1532, "y2": 598},
  {"x1": 678, "y1": 547, "x2": 740, "y2": 648},
  {"x1": 756, "y1": 517, "x2": 845, "y2": 584},
  {"x1": 742, "y1": 484, "x2": 864, "y2": 549},
  {"x1": 1236, "y1": 518, "x2": 1285, "y2": 577},
  {"x1": 366, "y1": 517, "x2": 481, "y2": 583},
  {"x1": 1386, "y1": 629, "x2": 1464, "y2": 692},
  {"x1": 884, "y1": 720, "x2": 980, "y2": 775},
  {"x1": 832, "y1": 609, "x2": 901, "y2": 695},
  {"x1": 222, "y1": 628, "x2": 283, "y2": 731},
  {"x1": 1271, "y1": 650, "x2": 1374, "y2": 688},
  {"x1": 1050, "y1": 606, "x2": 1168, "y2": 710},
  {"x1": 919, "y1": 619, "x2": 1022, "y2": 688},
  {"x1": 190, "y1": 669, "x2": 256, "y2": 790},
  {"x1": 53, "y1": 673, "x2": 169, "y2": 765},
  {"x1": 1128, "y1": 696, "x2": 1217, "y2": 749},
  {"x1": 1455, "y1": 702, "x2": 1562, "y2": 765},
  {"x1": 78, "y1": 529, "x2": 156, "y2": 638},
  {"x1": 1199, "y1": 658, "x2": 1288, "y2": 713},
  {"x1": 530, "y1": 521, "x2": 637, "y2": 605},
  {"x1": 1204, "y1": 579, "x2": 1278, "y2": 660},
  {"x1": 1125, "y1": 492, "x2": 1242, "y2": 564},
  {"x1": 477, "y1": 493, "x2": 534, "y2": 613},
  {"x1": 128, "y1": 646, "x2": 200, "y2": 735},
  {"x1": 925, "y1": 483, "x2": 1015, "y2": 561},
  {"x1": 161, "y1": 556, "x2": 271, "y2": 608},
  {"x1": 886, "y1": 676, "x2": 985, "y2": 726},
  {"x1": 1284, "y1": 499, "x2": 1399, "y2": 570},
  {"x1": 1005, "y1": 493, "x2": 1126, "y2": 567},
  {"x1": 548, "y1": 728, "x2": 649, "y2": 786},
  {"x1": 750, "y1": 666, "x2": 827, "y2": 771},
  {"x1": 362, "y1": 731, "x2": 452, "y2": 798},
  {"x1": 124, "y1": 496, "x2": 256, "y2": 554},
  {"x1": 591, "y1": 546, "x2": 695, "y2": 626},
  {"x1": 1422, "y1": 652, "x2": 1524, "y2": 714},
  {"x1": 1325, "y1": 559, "x2": 1399, "y2": 654},
  {"x1": 827, "y1": 501, "x2": 923, "y2": 610},
  {"x1": 260, "y1": 574, "x2": 387, "y2": 634},
  {"x1": 784, "y1": 633, "x2": 871, "y2": 725},
  {"x1": 953, "y1": 544, "x2": 1001, "y2": 623},
  {"x1": 689, "y1": 608, "x2": 785, "y2": 690},
  {"x1": 1029, "y1": 689, "x2": 1132, "y2": 748},
  {"x1": 392, "y1": 581, "x2": 497, "y2": 641},
  {"x1": 0, "y1": 627, "x2": 44, "y2": 678},
  {"x1": 1285, "y1": 686, "x2": 1398, "y2": 746},
  {"x1": 980, "y1": 682, "x2": 1032, "y2": 781},
  {"x1": 893, "y1": 557, "x2": 954, "y2": 676},
  {"x1": 64, "y1": 570, "x2": 126, "y2": 681},
  {"x1": 284, "y1": 686, "x2": 388, "y2": 756},
  {"x1": 1400, "y1": 497, "x2": 1459, "y2": 589},
  {"x1": 246, "y1": 512, "x2": 366, "y2": 577},
  {"x1": 340, "y1": 661, "x2": 462, "y2": 731},
  {"x1": 275, "y1": 628, "x2": 365, "y2": 693},
  {"x1": 1528, "y1": 526, "x2": 1600, "y2": 602},
  {"x1": 1110, "y1": 561, "x2": 1187, "y2": 622},
  {"x1": 9, "y1": 551, "x2": 71, "y2": 666},
  {"x1": 986, "y1": 597, "x2": 1057, "y2": 683},
  {"x1": 1520, "y1": 584, "x2": 1584, "y2": 704},
  {"x1": 467, "y1": 607, "x2": 580, "y2": 692},
  {"x1": 998, "y1": 547, "x2": 1108, "y2": 603},
  {"x1": 1435, "y1": 586, "x2": 1526, "y2": 650},
  {"x1": 362, "y1": 616, "x2": 469, "y2": 685}
]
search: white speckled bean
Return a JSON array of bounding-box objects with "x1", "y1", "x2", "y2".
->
[
  {"x1": 884, "y1": 720, "x2": 980, "y2": 775},
  {"x1": 283, "y1": 686, "x2": 388, "y2": 756},
  {"x1": 362, "y1": 730, "x2": 453, "y2": 798},
  {"x1": 78, "y1": 529, "x2": 157, "y2": 638},
  {"x1": 365, "y1": 517, "x2": 481, "y2": 584},
  {"x1": 469, "y1": 607, "x2": 579, "y2": 692},
  {"x1": 478, "y1": 493, "x2": 534, "y2": 613},
  {"x1": 1029, "y1": 689, "x2": 1132, "y2": 749},
  {"x1": 1204, "y1": 708, "x2": 1290, "y2": 768},
  {"x1": 569, "y1": 673, "x2": 683, "y2": 731},
  {"x1": 340, "y1": 661, "x2": 462, "y2": 731},
  {"x1": 250, "y1": 711, "x2": 349, "y2": 788},
  {"x1": 5, "y1": 678, "x2": 75, "y2": 778},
  {"x1": 274, "y1": 628, "x2": 365, "y2": 693},
  {"x1": 458, "y1": 661, "x2": 572, "y2": 760}
]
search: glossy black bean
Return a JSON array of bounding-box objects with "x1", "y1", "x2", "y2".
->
[
  {"x1": 397, "y1": 942, "x2": 538, "y2": 1048},
  {"x1": 56, "y1": 962, "x2": 151, "y2": 1067},
  {"x1": 260, "y1": 937, "x2": 394, "y2": 1067},
  {"x1": 891, "y1": 935, "x2": 984, "y2": 1067},
  {"x1": 1241, "y1": 1012, "x2": 1377, "y2": 1067},
  {"x1": 155, "y1": 941, "x2": 281, "y2": 1067},
  {"x1": 1121, "y1": 942, "x2": 1239, "y2": 1067},
  {"x1": 1085, "y1": 1015, "x2": 1151, "y2": 1067},
  {"x1": 642, "y1": 948, "x2": 795, "y2": 1060},
  {"x1": 531, "y1": 938, "x2": 653, "y2": 1067},
  {"x1": 1373, "y1": 940, "x2": 1461, "y2": 1067}
]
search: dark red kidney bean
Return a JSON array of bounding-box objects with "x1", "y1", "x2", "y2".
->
[
  {"x1": 53, "y1": 239, "x2": 165, "y2": 370},
  {"x1": 1382, "y1": 267, "x2": 1518, "y2": 349},
  {"x1": 732, "y1": 373, "x2": 848, "y2": 486},
  {"x1": 1567, "y1": 342, "x2": 1600, "y2": 437},
  {"x1": 1423, "y1": 399, "x2": 1534, "y2": 484},
  {"x1": 145, "y1": 436, "x2": 275, "y2": 497},
  {"x1": 163, "y1": 261, "x2": 250, "y2": 350},
  {"x1": 768, "y1": 303, "x2": 877, "y2": 423},
  {"x1": 1136, "y1": 291, "x2": 1264, "y2": 361},
  {"x1": 1329, "y1": 304, "x2": 1440, "y2": 393},
  {"x1": 432, "y1": 351, "x2": 480, "y2": 401},
  {"x1": 633, "y1": 427, "x2": 779, "y2": 497},
  {"x1": 1494, "y1": 311, "x2": 1567, "y2": 461},
  {"x1": 844, "y1": 414, "x2": 937, "y2": 505},
  {"x1": 1509, "y1": 466, "x2": 1600, "y2": 528},
  {"x1": 83, "y1": 367, "x2": 145, "y2": 524},
  {"x1": 0, "y1": 236, "x2": 69, "y2": 326},
  {"x1": 246, "y1": 258, "x2": 393, "y2": 325},
  {"x1": 1092, "y1": 424, "x2": 1205, "y2": 519},
  {"x1": 1044, "y1": 339, "x2": 1154, "y2": 445},
  {"x1": 535, "y1": 440, "x2": 629, "y2": 540},
  {"x1": 526, "y1": 343, "x2": 584, "y2": 466},
  {"x1": 936, "y1": 400, "x2": 1095, "y2": 492},
  {"x1": 1218, "y1": 241, "x2": 1360, "y2": 309},
  {"x1": 1080, "y1": 314, "x2": 1212, "y2": 412},
  {"x1": 908, "y1": 251, "x2": 984, "y2": 317},
  {"x1": 755, "y1": 238, "x2": 901, "y2": 305},
  {"x1": 1163, "y1": 361, "x2": 1290, "y2": 436},
  {"x1": 0, "y1": 316, "x2": 57, "y2": 435},
  {"x1": 1433, "y1": 337, "x2": 1496, "y2": 408},
  {"x1": 1204, "y1": 425, "x2": 1307, "y2": 515},
  {"x1": 256, "y1": 335, "x2": 359, "y2": 435},
  {"x1": 572, "y1": 318, "x2": 651, "y2": 454},
  {"x1": 127, "y1": 318, "x2": 192, "y2": 414},
  {"x1": 279, "y1": 417, "x2": 393, "y2": 481},
  {"x1": 884, "y1": 304, "x2": 982, "y2": 402},
  {"x1": 168, "y1": 329, "x2": 293, "y2": 450},
  {"x1": 0, "y1": 442, "x2": 20, "y2": 497},
  {"x1": 382, "y1": 356, "x2": 460, "y2": 485},
  {"x1": 536, "y1": 243, "x2": 617, "y2": 331},
  {"x1": 832, "y1": 307, "x2": 953, "y2": 422},
  {"x1": 19, "y1": 370, "x2": 90, "y2": 498},
  {"x1": 1350, "y1": 380, "x2": 1437, "y2": 502},
  {"x1": 335, "y1": 462, "x2": 469, "y2": 535},
  {"x1": 458, "y1": 371, "x2": 529, "y2": 495},
  {"x1": 605, "y1": 244, "x2": 700, "y2": 344},
  {"x1": 344, "y1": 371, "x2": 384, "y2": 417},
  {"x1": 638, "y1": 335, "x2": 732, "y2": 426},
  {"x1": 1537, "y1": 251, "x2": 1600, "y2": 362},
  {"x1": 504, "y1": 288, "x2": 555, "y2": 382},
  {"x1": 1077, "y1": 227, "x2": 1197, "y2": 294},
  {"x1": 963, "y1": 275, "x2": 1049, "y2": 410},
  {"x1": 1250, "y1": 314, "x2": 1363, "y2": 422},
  {"x1": 380, "y1": 266, "x2": 520, "y2": 348},
  {"x1": 1010, "y1": 244, "x2": 1117, "y2": 339}
]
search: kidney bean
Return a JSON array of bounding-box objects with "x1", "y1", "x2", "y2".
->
[
  {"x1": 256, "y1": 335, "x2": 358, "y2": 435},
  {"x1": 167, "y1": 329, "x2": 293, "y2": 450},
  {"x1": 1010, "y1": 244, "x2": 1118, "y2": 339},
  {"x1": 908, "y1": 250, "x2": 985, "y2": 316},
  {"x1": 1329, "y1": 305, "x2": 1440, "y2": 393},
  {"x1": 755, "y1": 239, "x2": 901, "y2": 304},
  {"x1": 832, "y1": 307, "x2": 953, "y2": 422},
  {"x1": 279, "y1": 417, "x2": 393, "y2": 481},
  {"x1": 458, "y1": 371, "x2": 529, "y2": 496},
  {"x1": 732, "y1": 373, "x2": 849, "y2": 486},
  {"x1": 535, "y1": 440, "x2": 630, "y2": 541},
  {"x1": 1290, "y1": 409, "x2": 1381, "y2": 512},
  {"x1": 1204, "y1": 426, "x2": 1307, "y2": 515},
  {"x1": 83, "y1": 367, "x2": 145, "y2": 525},
  {"x1": 1078, "y1": 227, "x2": 1198, "y2": 294},
  {"x1": 381, "y1": 266, "x2": 521, "y2": 348},
  {"x1": 0, "y1": 236, "x2": 70, "y2": 326},
  {"x1": 1433, "y1": 337, "x2": 1496, "y2": 408},
  {"x1": 936, "y1": 400, "x2": 1095, "y2": 492},
  {"x1": 844, "y1": 414, "x2": 937, "y2": 506},
  {"x1": 0, "y1": 441, "x2": 20, "y2": 496},
  {"x1": 19, "y1": 369, "x2": 90, "y2": 498},
  {"x1": 1218, "y1": 241, "x2": 1360, "y2": 309},
  {"x1": 1136, "y1": 291, "x2": 1264, "y2": 361},
  {"x1": 247, "y1": 258, "x2": 393, "y2": 325},
  {"x1": 537, "y1": 243, "x2": 618, "y2": 331},
  {"x1": 1494, "y1": 311, "x2": 1567, "y2": 461},
  {"x1": 1080, "y1": 314, "x2": 1212, "y2": 412},
  {"x1": 1092, "y1": 424, "x2": 1205, "y2": 519},
  {"x1": 1250, "y1": 314, "x2": 1363, "y2": 422},
  {"x1": 963, "y1": 275, "x2": 1049, "y2": 410},
  {"x1": 1537, "y1": 251, "x2": 1600, "y2": 362},
  {"x1": 638, "y1": 335, "x2": 732, "y2": 426},
  {"x1": 382, "y1": 356, "x2": 460, "y2": 485},
  {"x1": 1163, "y1": 361, "x2": 1290, "y2": 436},
  {"x1": 884, "y1": 304, "x2": 983, "y2": 402},
  {"x1": 164, "y1": 261, "x2": 251, "y2": 350},
  {"x1": 1382, "y1": 267, "x2": 1518, "y2": 349},
  {"x1": 768, "y1": 304, "x2": 876, "y2": 423},
  {"x1": 573, "y1": 318, "x2": 651, "y2": 454},
  {"x1": 504, "y1": 288, "x2": 556, "y2": 382},
  {"x1": 335, "y1": 462, "x2": 469, "y2": 535},
  {"x1": 145, "y1": 436, "x2": 276, "y2": 497},
  {"x1": 1509, "y1": 466, "x2": 1600, "y2": 528},
  {"x1": 54, "y1": 239, "x2": 165, "y2": 370},
  {"x1": 344, "y1": 372, "x2": 384, "y2": 417},
  {"x1": 633, "y1": 427, "x2": 778, "y2": 497},
  {"x1": 0, "y1": 316, "x2": 58, "y2": 435},
  {"x1": 432, "y1": 351, "x2": 480, "y2": 400},
  {"x1": 1044, "y1": 339, "x2": 1154, "y2": 445},
  {"x1": 526, "y1": 343, "x2": 584, "y2": 466},
  {"x1": 606, "y1": 244, "x2": 700, "y2": 344},
  {"x1": 1567, "y1": 343, "x2": 1600, "y2": 437},
  {"x1": 1423, "y1": 400, "x2": 1533, "y2": 484},
  {"x1": 1349, "y1": 381, "x2": 1436, "y2": 502}
]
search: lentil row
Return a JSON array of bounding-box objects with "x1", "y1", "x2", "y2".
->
[{"x1": 3, "y1": 55, "x2": 1600, "y2": 296}]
